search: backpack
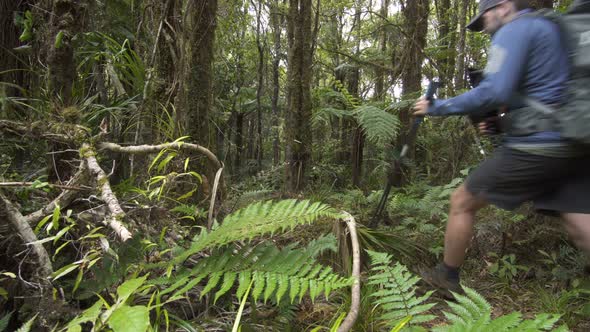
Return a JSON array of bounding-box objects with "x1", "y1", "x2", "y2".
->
[{"x1": 524, "y1": 4, "x2": 590, "y2": 144}]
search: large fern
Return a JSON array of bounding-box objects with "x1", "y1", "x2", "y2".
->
[
  {"x1": 150, "y1": 234, "x2": 351, "y2": 304},
  {"x1": 366, "y1": 250, "x2": 436, "y2": 328},
  {"x1": 148, "y1": 199, "x2": 342, "y2": 268},
  {"x1": 432, "y1": 287, "x2": 567, "y2": 332}
]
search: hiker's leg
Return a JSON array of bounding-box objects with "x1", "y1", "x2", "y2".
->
[
  {"x1": 562, "y1": 213, "x2": 590, "y2": 254},
  {"x1": 444, "y1": 183, "x2": 488, "y2": 268}
]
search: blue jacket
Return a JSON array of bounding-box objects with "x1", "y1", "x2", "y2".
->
[{"x1": 427, "y1": 10, "x2": 569, "y2": 143}]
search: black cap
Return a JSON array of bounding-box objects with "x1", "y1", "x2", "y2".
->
[{"x1": 467, "y1": 0, "x2": 505, "y2": 32}]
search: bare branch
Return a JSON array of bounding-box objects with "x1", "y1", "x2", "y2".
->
[
  {"x1": 0, "y1": 192, "x2": 53, "y2": 279},
  {"x1": 82, "y1": 144, "x2": 132, "y2": 242},
  {"x1": 99, "y1": 141, "x2": 222, "y2": 169},
  {"x1": 337, "y1": 211, "x2": 361, "y2": 332}
]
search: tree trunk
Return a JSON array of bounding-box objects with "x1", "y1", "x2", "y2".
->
[
  {"x1": 395, "y1": 0, "x2": 429, "y2": 186},
  {"x1": 45, "y1": 0, "x2": 87, "y2": 183},
  {"x1": 455, "y1": 0, "x2": 469, "y2": 90},
  {"x1": 374, "y1": 0, "x2": 389, "y2": 101},
  {"x1": 285, "y1": 0, "x2": 313, "y2": 192},
  {"x1": 176, "y1": 0, "x2": 218, "y2": 147},
  {"x1": 350, "y1": 2, "x2": 364, "y2": 188},
  {"x1": 47, "y1": 0, "x2": 81, "y2": 105},
  {"x1": 436, "y1": 0, "x2": 456, "y2": 96}
]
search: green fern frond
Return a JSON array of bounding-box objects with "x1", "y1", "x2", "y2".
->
[
  {"x1": 354, "y1": 105, "x2": 400, "y2": 145},
  {"x1": 366, "y1": 250, "x2": 436, "y2": 328},
  {"x1": 152, "y1": 200, "x2": 341, "y2": 268},
  {"x1": 432, "y1": 286, "x2": 563, "y2": 332},
  {"x1": 152, "y1": 234, "x2": 350, "y2": 305}
]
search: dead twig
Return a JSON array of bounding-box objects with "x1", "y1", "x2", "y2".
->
[{"x1": 207, "y1": 166, "x2": 223, "y2": 231}]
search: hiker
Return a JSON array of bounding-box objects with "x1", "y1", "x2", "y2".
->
[{"x1": 412, "y1": 0, "x2": 590, "y2": 296}]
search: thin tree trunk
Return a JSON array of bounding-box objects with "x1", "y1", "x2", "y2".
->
[
  {"x1": 235, "y1": 112, "x2": 244, "y2": 170},
  {"x1": 271, "y1": 0, "x2": 283, "y2": 166},
  {"x1": 253, "y1": 0, "x2": 265, "y2": 170}
]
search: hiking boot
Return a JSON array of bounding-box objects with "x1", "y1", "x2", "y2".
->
[{"x1": 420, "y1": 264, "x2": 465, "y2": 300}]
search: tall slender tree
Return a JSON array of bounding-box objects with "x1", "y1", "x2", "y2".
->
[{"x1": 271, "y1": 0, "x2": 284, "y2": 166}]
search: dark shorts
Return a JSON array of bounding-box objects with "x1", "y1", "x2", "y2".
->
[{"x1": 465, "y1": 147, "x2": 590, "y2": 214}]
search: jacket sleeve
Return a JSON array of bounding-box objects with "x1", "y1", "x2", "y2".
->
[{"x1": 427, "y1": 22, "x2": 531, "y2": 117}]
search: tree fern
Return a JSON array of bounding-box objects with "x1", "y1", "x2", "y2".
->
[
  {"x1": 432, "y1": 287, "x2": 566, "y2": 332},
  {"x1": 366, "y1": 250, "x2": 436, "y2": 328},
  {"x1": 150, "y1": 234, "x2": 351, "y2": 304},
  {"x1": 354, "y1": 105, "x2": 401, "y2": 145},
  {"x1": 148, "y1": 199, "x2": 342, "y2": 268},
  {"x1": 333, "y1": 79, "x2": 360, "y2": 109}
]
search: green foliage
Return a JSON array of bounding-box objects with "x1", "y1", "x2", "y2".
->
[
  {"x1": 156, "y1": 199, "x2": 342, "y2": 267},
  {"x1": 0, "y1": 311, "x2": 12, "y2": 332},
  {"x1": 16, "y1": 11, "x2": 34, "y2": 42},
  {"x1": 15, "y1": 315, "x2": 36, "y2": 332},
  {"x1": 535, "y1": 284, "x2": 590, "y2": 328},
  {"x1": 151, "y1": 234, "x2": 350, "y2": 304},
  {"x1": 64, "y1": 276, "x2": 152, "y2": 332},
  {"x1": 488, "y1": 253, "x2": 529, "y2": 284},
  {"x1": 432, "y1": 287, "x2": 565, "y2": 332},
  {"x1": 366, "y1": 250, "x2": 436, "y2": 328}
]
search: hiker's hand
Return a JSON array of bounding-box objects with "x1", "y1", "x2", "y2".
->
[
  {"x1": 478, "y1": 116, "x2": 499, "y2": 135},
  {"x1": 478, "y1": 121, "x2": 488, "y2": 134},
  {"x1": 413, "y1": 97, "x2": 429, "y2": 116}
]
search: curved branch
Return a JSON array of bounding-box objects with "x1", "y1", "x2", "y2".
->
[
  {"x1": 98, "y1": 141, "x2": 222, "y2": 169},
  {"x1": 82, "y1": 144, "x2": 132, "y2": 241},
  {"x1": 338, "y1": 211, "x2": 361, "y2": 332},
  {"x1": 0, "y1": 192, "x2": 53, "y2": 279}
]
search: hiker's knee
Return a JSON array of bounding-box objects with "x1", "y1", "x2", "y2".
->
[
  {"x1": 562, "y1": 213, "x2": 590, "y2": 252},
  {"x1": 450, "y1": 184, "x2": 483, "y2": 215}
]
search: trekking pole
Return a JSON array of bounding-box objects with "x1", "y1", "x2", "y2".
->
[{"x1": 370, "y1": 81, "x2": 440, "y2": 228}]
